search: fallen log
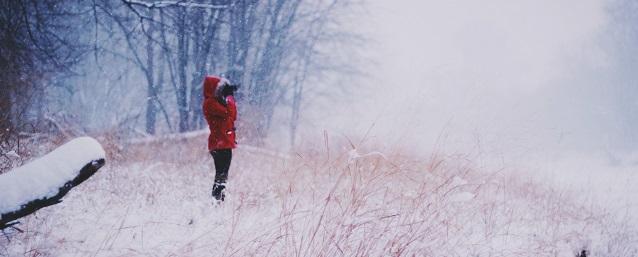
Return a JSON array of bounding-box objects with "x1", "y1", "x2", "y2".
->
[{"x1": 0, "y1": 137, "x2": 106, "y2": 228}]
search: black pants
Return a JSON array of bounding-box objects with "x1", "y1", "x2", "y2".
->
[{"x1": 210, "y1": 149, "x2": 232, "y2": 201}]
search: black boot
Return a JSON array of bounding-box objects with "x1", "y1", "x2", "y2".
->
[{"x1": 212, "y1": 182, "x2": 226, "y2": 202}]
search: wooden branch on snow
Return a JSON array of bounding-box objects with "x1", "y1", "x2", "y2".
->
[
  {"x1": 0, "y1": 137, "x2": 106, "y2": 230},
  {"x1": 0, "y1": 159, "x2": 105, "y2": 229}
]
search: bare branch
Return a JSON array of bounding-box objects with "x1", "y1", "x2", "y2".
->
[{"x1": 122, "y1": 0, "x2": 230, "y2": 10}]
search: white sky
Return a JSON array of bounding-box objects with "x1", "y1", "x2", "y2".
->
[{"x1": 316, "y1": 0, "x2": 616, "y2": 158}]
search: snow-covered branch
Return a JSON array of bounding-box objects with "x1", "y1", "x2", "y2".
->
[
  {"x1": 0, "y1": 137, "x2": 106, "y2": 229},
  {"x1": 121, "y1": 0, "x2": 230, "y2": 10}
]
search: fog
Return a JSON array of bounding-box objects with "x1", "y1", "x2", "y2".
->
[
  {"x1": 310, "y1": 0, "x2": 638, "y2": 164},
  {"x1": 4, "y1": 2, "x2": 638, "y2": 254}
]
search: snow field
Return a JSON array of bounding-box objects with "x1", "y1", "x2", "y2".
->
[{"x1": 1, "y1": 136, "x2": 637, "y2": 256}]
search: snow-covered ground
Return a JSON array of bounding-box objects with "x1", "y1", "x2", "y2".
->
[
  {"x1": 521, "y1": 152, "x2": 638, "y2": 229},
  {"x1": 1, "y1": 135, "x2": 637, "y2": 256}
]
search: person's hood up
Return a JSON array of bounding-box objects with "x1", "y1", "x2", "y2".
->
[
  {"x1": 203, "y1": 76, "x2": 220, "y2": 99},
  {"x1": 203, "y1": 75, "x2": 231, "y2": 99}
]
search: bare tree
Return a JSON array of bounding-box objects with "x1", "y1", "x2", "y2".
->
[
  {"x1": 4, "y1": 0, "x2": 363, "y2": 148},
  {"x1": 189, "y1": 5, "x2": 224, "y2": 129},
  {"x1": 0, "y1": 0, "x2": 88, "y2": 172}
]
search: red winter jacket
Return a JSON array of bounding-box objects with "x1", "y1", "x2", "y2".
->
[{"x1": 202, "y1": 76, "x2": 237, "y2": 151}]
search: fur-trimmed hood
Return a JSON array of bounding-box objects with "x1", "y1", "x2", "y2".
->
[
  {"x1": 203, "y1": 75, "x2": 230, "y2": 100},
  {"x1": 203, "y1": 76, "x2": 220, "y2": 99}
]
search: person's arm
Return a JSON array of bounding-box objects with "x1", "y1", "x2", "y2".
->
[
  {"x1": 226, "y1": 95, "x2": 237, "y2": 121},
  {"x1": 204, "y1": 98, "x2": 228, "y2": 118}
]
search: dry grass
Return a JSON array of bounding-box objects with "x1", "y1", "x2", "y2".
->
[{"x1": 1, "y1": 134, "x2": 637, "y2": 256}]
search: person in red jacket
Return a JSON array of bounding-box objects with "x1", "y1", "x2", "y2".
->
[{"x1": 202, "y1": 75, "x2": 237, "y2": 202}]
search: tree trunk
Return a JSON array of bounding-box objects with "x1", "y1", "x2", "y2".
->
[
  {"x1": 290, "y1": 81, "x2": 303, "y2": 148},
  {"x1": 155, "y1": 44, "x2": 173, "y2": 132},
  {"x1": 227, "y1": 0, "x2": 256, "y2": 84},
  {"x1": 145, "y1": 11, "x2": 157, "y2": 135},
  {"x1": 176, "y1": 7, "x2": 190, "y2": 132},
  {"x1": 0, "y1": 84, "x2": 12, "y2": 133}
]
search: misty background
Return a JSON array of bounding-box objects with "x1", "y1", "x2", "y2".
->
[
  {"x1": 2, "y1": 0, "x2": 638, "y2": 166},
  {"x1": 316, "y1": 0, "x2": 638, "y2": 166},
  {"x1": 3, "y1": 1, "x2": 638, "y2": 254}
]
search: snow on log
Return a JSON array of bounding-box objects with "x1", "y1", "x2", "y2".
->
[{"x1": 0, "y1": 137, "x2": 106, "y2": 229}]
